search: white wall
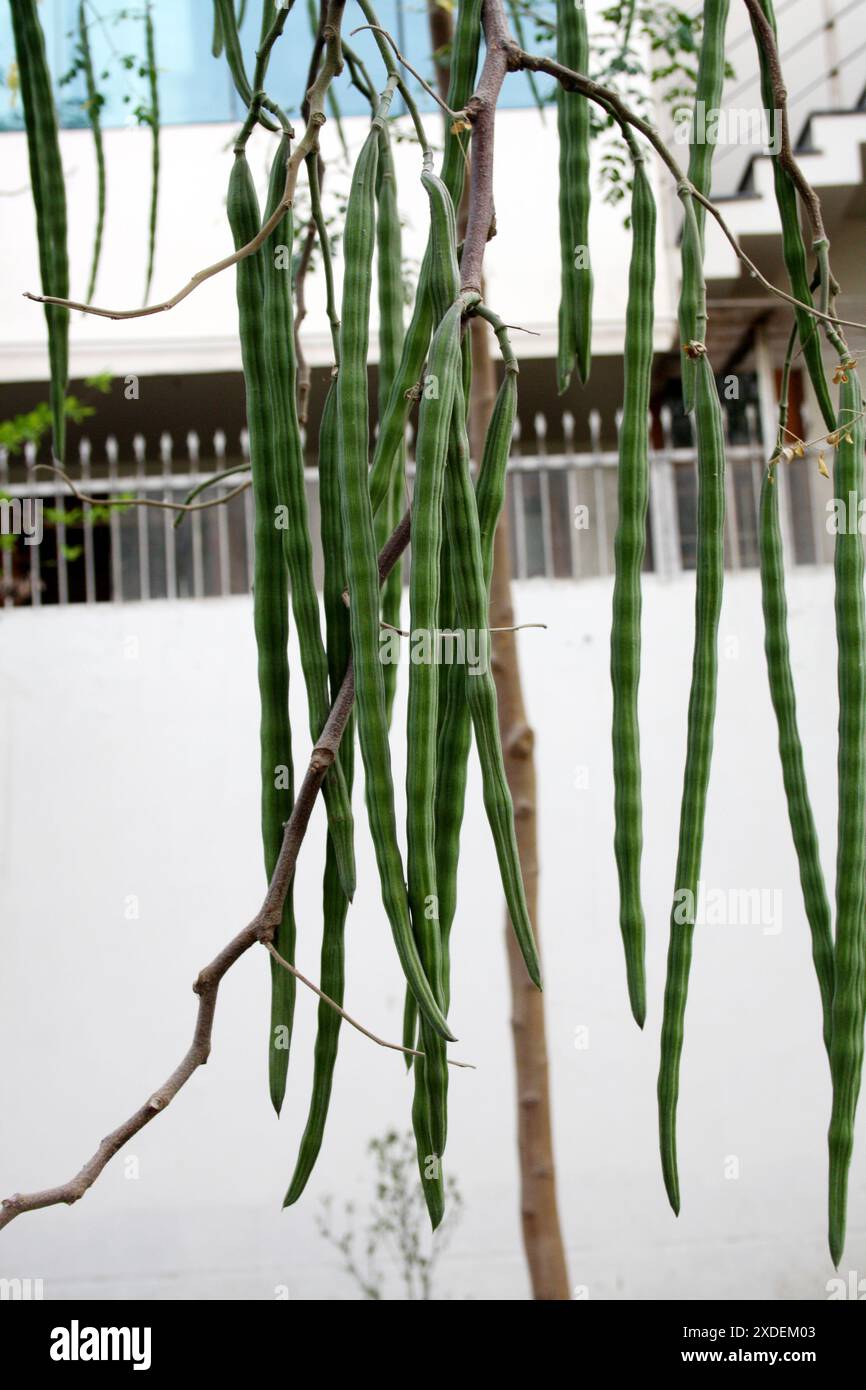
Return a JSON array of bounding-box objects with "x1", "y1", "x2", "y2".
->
[
  {"x1": 0, "y1": 105, "x2": 678, "y2": 383},
  {"x1": 4, "y1": 0, "x2": 863, "y2": 389},
  {"x1": 0, "y1": 568, "x2": 862, "y2": 1301},
  {"x1": 698, "y1": 0, "x2": 866, "y2": 200}
]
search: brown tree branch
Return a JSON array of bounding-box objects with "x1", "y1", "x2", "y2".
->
[
  {"x1": 0, "y1": 510, "x2": 414, "y2": 1234},
  {"x1": 741, "y1": 0, "x2": 847, "y2": 348},
  {"x1": 23, "y1": 2, "x2": 865, "y2": 334},
  {"x1": 23, "y1": 1, "x2": 348, "y2": 322},
  {"x1": 350, "y1": 24, "x2": 463, "y2": 118},
  {"x1": 432, "y1": 0, "x2": 569, "y2": 1299},
  {"x1": 460, "y1": 0, "x2": 510, "y2": 291},
  {"x1": 0, "y1": 918, "x2": 256, "y2": 1231},
  {"x1": 1, "y1": 0, "x2": 519, "y2": 1233},
  {"x1": 741, "y1": 0, "x2": 827, "y2": 246},
  {"x1": 471, "y1": 308, "x2": 571, "y2": 1300},
  {"x1": 267, "y1": 942, "x2": 475, "y2": 1068},
  {"x1": 492, "y1": 3, "x2": 866, "y2": 335},
  {"x1": 426, "y1": 0, "x2": 454, "y2": 107},
  {"x1": 293, "y1": 213, "x2": 318, "y2": 425},
  {"x1": 1, "y1": 0, "x2": 609, "y2": 1243},
  {"x1": 36, "y1": 460, "x2": 252, "y2": 515}
]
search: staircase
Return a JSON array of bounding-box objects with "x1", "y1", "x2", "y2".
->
[{"x1": 703, "y1": 96, "x2": 866, "y2": 289}]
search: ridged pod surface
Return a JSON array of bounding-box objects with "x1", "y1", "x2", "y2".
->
[
  {"x1": 367, "y1": 0, "x2": 481, "y2": 515},
  {"x1": 10, "y1": 0, "x2": 69, "y2": 460},
  {"x1": 142, "y1": 3, "x2": 160, "y2": 305},
  {"x1": 747, "y1": 0, "x2": 835, "y2": 431},
  {"x1": 214, "y1": 0, "x2": 254, "y2": 107},
  {"x1": 827, "y1": 370, "x2": 866, "y2": 1266},
  {"x1": 283, "y1": 380, "x2": 355, "y2": 1205},
  {"x1": 260, "y1": 138, "x2": 355, "y2": 1115},
  {"x1": 262, "y1": 139, "x2": 355, "y2": 902},
  {"x1": 435, "y1": 314, "x2": 519, "y2": 992},
  {"x1": 336, "y1": 125, "x2": 453, "y2": 1043},
  {"x1": 78, "y1": 0, "x2": 106, "y2": 304},
  {"x1": 556, "y1": 0, "x2": 593, "y2": 391},
  {"x1": 404, "y1": 170, "x2": 462, "y2": 1224},
  {"x1": 759, "y1": 460, "x2": 833, "y2": 1057},
  {"x1": 408, "y1": 302, "x2": 464, "y2": 1227},
  {"x1": 227, "y1": 151, "x2": 295, "y2": 1115},
  {"x1": 657, "y1": 349, "x2": 726, "y2": 1214},
  {"x1": 443, "y1": 341, "x2": 542, "y2": 993},
  {"x1": 401, "y1": 157, "x2": 462, "y2": 1054},
  {"x1": 374, "y1": 125, "x2": 406, "y2": 725},
  {"x1": 678, "y1": 0, "x2": 729, "y2": 412},
  {"x1": 611, "y1": 156, "x2": 656, "y2": 1029}
]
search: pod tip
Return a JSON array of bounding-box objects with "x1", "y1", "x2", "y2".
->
[
  {"x1": 662, "y1": 1157, "x2": 681, "y2": 1215},
  {"x1": 629, "y1": 990, "x2": 647, "y2": 1030}
]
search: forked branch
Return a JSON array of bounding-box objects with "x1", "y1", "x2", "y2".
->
[
  {"x1": 0, "y1": 511, "x2": 420, "y2": 1233},
  {"x1": 22, "y1": 1, "x2": 866, "y2": 333}
]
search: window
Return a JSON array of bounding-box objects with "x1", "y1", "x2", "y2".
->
[{"x1": 0, "y1": 1, "x2": 547, "y2": 133}]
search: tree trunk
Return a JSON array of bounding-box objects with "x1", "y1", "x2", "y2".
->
[
  {"x1": 470, "y1": 314, "x2": 571, "y2": 1301},
  {"x1": 427, "y1": 0, "x2": 570, "y2": 1301}
]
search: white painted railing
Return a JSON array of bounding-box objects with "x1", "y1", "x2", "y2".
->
[{"x1": 0, "y1": 402, "x2": 829, "y2": 607}]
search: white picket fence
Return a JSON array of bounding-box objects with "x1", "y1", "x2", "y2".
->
[{"x1": 0, "y1": 402, "x2": 830, "y2": 607}]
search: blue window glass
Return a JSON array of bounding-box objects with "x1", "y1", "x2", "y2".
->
[{"x1": 0, "y1": 1, "x2": 551, "y2": 133}]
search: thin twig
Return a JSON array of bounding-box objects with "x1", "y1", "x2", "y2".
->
[
  {"x1": 741, "y1": 0, "x2": 827, "y2": 247},
  {"x1": 350, "y1": 23, "x2": 464, "y2": 119},
  {"x1": 0, "y1": 511, "x2": 414, "y2": 1234},
  {"x1": 23, "y1": 1, "x2": 348, "y2": 322},
  {"x1": 266, "y1": 943, "x2": 475, "y2": 1067},
  {"x1": 0, "y1": 0, "x2": 653, "y2": 1235},
  {"x1": 0, "y1": 0, "x2": 503, "y2": 1239},
  {"x1": 36, "y1": 460, "x2": 252, "y2": 515},
  {"x1": 173, "y1": 463, "x2": 251, "y2": 528},
  {"x1": 353, "y1": 0, "x2": 432, "y2": 158},
  {"x1": 22, "y1": 3, "x2": 866, "y2": 334},
  {"x1": 459, "y1": 0, "x2": 510, "y2": 291},
  {"x1": 0, "y1": 917, "x2": 256, "y2": 1231},
  {"x1": 380, "y1": 621, "x2": 547, "y2": 636},
  {"x1": 293, "y1": 212, "x2": 318, "y2": 425},
  {"x1": 306, "y1": 152, "x2": 341, "y2": 361},
  {"x1": 502, "y1": 35, "x2": 866, "y2": 334}
]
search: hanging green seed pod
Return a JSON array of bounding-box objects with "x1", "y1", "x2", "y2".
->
[
  {"x1": 435, "y1": 312, "x2": 518, "y2": 1014},
  {"x1": 337, "y1": 123, "x2": 453, "y2": 1044},
  {"x1": 758, "y1": 328, "x2": 833, "y2": 1059},
  {"x1": 10, "y1": 0, "x2": 69, "y2": 461},
  {"x1": 556, "y1": 0, "x2": 593, "y2": 391},
  {"x1": 402, "y1": 169, "x2": 463, "y2": 1215},
  {"x1": 443, "y1": 321, "x2": 542, "y2": 993},
  {"x1": 406, "y1": 300, "x2": 464, "y2": 1226},
  {"x1": 212, "y1": 0, "x2": 224, "y2": 57},
  {"x1": 611, "y1": 152, "x2": 656, "y2": 1029},
  {"x1": 262, "y1": 136, "x2": 355, "y2": 911},
  {"x1": 283, "y1": 381, "x2": 355, "y2": 1205},
  {"x1": 367, "y1": 0, "x2": 481, "y2": 515},
  {"x1": 657, "y1": 345, "x2": 726, "y2": 1215},
  {"x1": 142, "y1": 2, "x2": 160, "y2": 305},
  {"x1": 374, "y1": 123, "x2": 406, "y2": 726},
  {"x1": 227, "y1": 149, "x2": 295, "y2": 1115},
  {"x1": 746, "y1": 0, "x2": 835, "y2": 431},
  {"x1": 213, "y1": 0, "x2": 255, "y2": 109},
  {"x1": 78, "y1": 1, "x2": 106, "y2": 304},
  {"x1": 827, "y1": 369, "x2": 866, "y2": 1267},
  {"x1": 678, "y1": 0, "x2": 729, "y2": 413}
]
